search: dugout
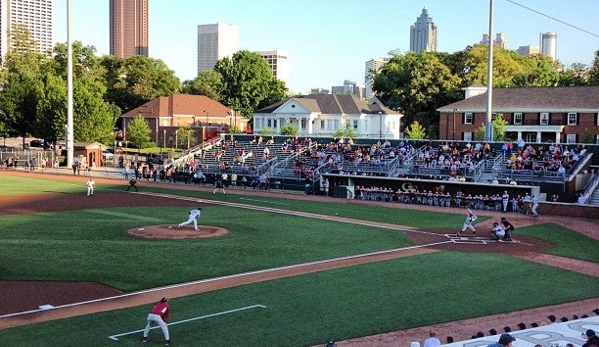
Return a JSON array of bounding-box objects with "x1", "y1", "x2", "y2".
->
[{"x1": 323, "y1": 173, "x2": 538, "y2": 202}]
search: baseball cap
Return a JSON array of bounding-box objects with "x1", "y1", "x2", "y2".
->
[
  {"x1": 499, "y1": 334, "x2": 516, "y2": 344},
  {"x1": 587, "y1": 330, "x2": 596, "y2": 337}
]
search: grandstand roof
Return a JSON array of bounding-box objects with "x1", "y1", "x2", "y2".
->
[{"x1": 437, "y1": 86, "x2": 599, "y2": 113}]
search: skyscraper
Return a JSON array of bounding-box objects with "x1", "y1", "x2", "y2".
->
[
  {"x1": 409, "y1": 7, "x2": 437, "y2": 53},
  {"x1": 364, "y1": 58, "x2": 390, "y2": 99},
  {"x1": 197, "y1": 23, "x2": 239, "y2": 73},
  {"x1": 109, "y1": 0, "x2": 149, "y2": 58},
  {"x1": 480, "y1": 33, "x2": 508, "y2": 49},
  {"x1": 0, "y1": 0, "x2": 53, "y2": 60},
  {"x1": 540, "y1": 32, "x2": 557, "y2": 61},
  {"x1": 255, "y1": 50, "x2": 290, "y2": 86}
]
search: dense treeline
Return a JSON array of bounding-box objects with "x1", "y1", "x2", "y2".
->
[
  {"x1": 373, "y1": 45, "x2": 599, "y2": 138},
  {"x1": 0, "y1": 25, "x2": 286, "y2": 146}
]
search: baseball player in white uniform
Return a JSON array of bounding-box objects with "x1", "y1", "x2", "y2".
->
[
  {"x1": 501, "y1": 191, "x2": 510, "y2": 213},
  {"x1": 531, "y1": 194, "x2": 539, "y2": 217},
  {"x1": 86, "y1": 178, "x2": 95, "y2": 196},
  {"x1": 178, "y1": 207, "x2": 202, "y2": 231},
  {"x1": 458, "y1": 209, "x2": 477, "y2": 237}
]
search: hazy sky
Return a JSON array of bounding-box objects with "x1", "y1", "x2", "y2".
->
[{"x1": 53, "y1": 0, "x2": 599, "y2": 94}]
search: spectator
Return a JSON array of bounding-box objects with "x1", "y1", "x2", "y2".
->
[
  {"x1": 583, "y1": 330, "x2": 599, "y2": 347},
  {"x1": 423, "y1": 332, "x2": 441, "y2": 347},
  {"x1": 487, "y1": 334, "x2": 516, "y2": 347}
]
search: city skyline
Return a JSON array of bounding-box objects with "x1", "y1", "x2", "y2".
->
[{"x1": 51, "y1": 0, "x2": 599, "y2": 94}]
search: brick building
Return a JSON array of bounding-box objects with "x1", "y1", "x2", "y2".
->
[
  {"x1": 120, "y1": 94, "x2": 247, "y2": 148},
  {"x1": 437, "y1": 86, "x2": 599, "y2": 144}
]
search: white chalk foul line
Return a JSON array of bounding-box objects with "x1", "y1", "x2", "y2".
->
[
  {"x1": 239, "y1": 197, "x2": 290, "y2": 205},
  {"x1": 108, "y1": 304, "x2": 266, "y2": 341}
]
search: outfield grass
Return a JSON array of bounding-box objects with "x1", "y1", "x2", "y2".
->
[
  {"x1": 1, "y1": 174, "x2": 598, "y2": 347},
  {"x1": 0, "y1": 206, "x2": 413, "y2": 291},
  {"x1": 3, "y1": 253, "x2": 597, "y2": 347}
]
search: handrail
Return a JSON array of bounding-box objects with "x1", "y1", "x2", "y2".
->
[
  {"x1": 579, "y1": 169, "x2": 599, "y2": 204},
  {"x1": 164, "y1": 137, "x2": 222, "y2": 171}
]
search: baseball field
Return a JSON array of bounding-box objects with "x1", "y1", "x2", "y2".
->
[{"x1": 0, "y1": 171, "x2": 597, "y2": 347}]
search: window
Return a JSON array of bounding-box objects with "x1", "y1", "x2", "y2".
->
[
  {"x1": 491, "y1": 113, "x2": 497, "y2": 121},
  {"x1": 463, "y1": 132, "x2": 473, "y2": 141},
  {"x1": 513, "y1": 113, "x2": 522, "y2": 125},
  {"x1": 567, "y1": 112, "x2": 577, "y2": 126},
  {"x1": 540, "y1": 112, "x2": 549, "y2": 125},
  {"x1": 566, "y1": 134, "x2": 577, "y2": 144},
  {"x1": 301, "y1": 119, "x2": 307, "y2": 130},
  {"x1": 464, "y1": 113, "x2": 473, "y2": 125},
  {"x1": 320, "y1": 120, "x2": 325, "y2": 130},
  {"x1": 273, "y1": 120, "x2": 278, "y2": 128},
  {"x1": 353, "y1": 120, "x2": 358, "y2": 129},
  {"x1": 333, "y1": 119, "x2": 340, "y2": 130}
]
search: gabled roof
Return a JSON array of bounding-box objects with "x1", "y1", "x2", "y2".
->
[
  {"x1": 255, "y1": 94, "x2": 401, "y2": 115},
  {"x1": 122, "y1": 94, "x2": 231, "y2": 118},
  {"x1": 437, "y1": 86, "x2": 599, "y2": 112}
]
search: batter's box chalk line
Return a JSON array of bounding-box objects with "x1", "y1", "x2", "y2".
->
[{"x1": 108, "y1": 304, "x2": 266, "y2": 341}]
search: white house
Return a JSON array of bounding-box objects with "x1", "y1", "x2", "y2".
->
[{"x1": 252, "y1": 94, "x2": 403, "y2": 139}]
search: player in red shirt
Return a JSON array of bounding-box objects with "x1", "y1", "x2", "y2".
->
[{"x1": 143, "y1": 297, "x2": 171, "y2": 345}]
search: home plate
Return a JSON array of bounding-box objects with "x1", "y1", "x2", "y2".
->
[
  {"x1": 198, "y1": 200, "x2": 203, "y2": 203},
  {"x1": 138, "y1": 228, "x2": 145, "y2": 231}
]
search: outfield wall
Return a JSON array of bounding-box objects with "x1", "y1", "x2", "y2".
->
[{"x1": 441, "y1": 316, "x2": 599, "y2": 347}]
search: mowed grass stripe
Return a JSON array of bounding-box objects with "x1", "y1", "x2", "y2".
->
[{"x1": 3, "y1": 252, "x2": 597, "y2": 347}]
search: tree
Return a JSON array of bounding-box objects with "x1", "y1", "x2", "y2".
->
[
  {"x1": 259, "y1": 126, "x2": 273, "y2": 136},
  {"x1": 474, "y1": 114, "x2": 508, "y2": 141},
  {"x1": 588, "y1": 50, "x2": 599, "y2": 86},
  {"x1": 559, "y1": 63, "x2": 589, "y2": 86},
  {"x1": 332, "y1": 123, "x2": 357, "y2": 139},
  {"x1": 227, "y1": 124, "x2": 243, "y2": 134},
  {"x1": 100, "y1": 55, "x2": 181, "y2": 113},
  {"x1": 0, "y1": 24, "x2": 46, "y2": 142},
  {"x1": 512, "y1": 55, "x2": 561, "y2": 87},
  {"x1": 373, "y1": 51, "x2": 461, "y2": 138},
  {"x1": 182, "y1": 70, "x2": 221, "y2": 100},
  {"x1": 35, "y1": 72, "x2": 67, "y2": 144},
  {"x1": 279, "y1": 124, "x2": 298, "y2": 136},
  {"x1": 215, "y1": 50, "x2": 287, "y2": 117},
  {"x1": 176, "y1": 126, "x2": 196, "y2": 149},
  {"x1": 126, "y1": 115, "x2": 153, "y2": 148},
  {"x1": 404, "y1": 121, "x2": 426, "y2": 140},
  {"x1": 72, "y1": 76, "x2": 120, "y2": 143}
]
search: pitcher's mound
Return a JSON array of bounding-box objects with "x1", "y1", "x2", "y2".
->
[{"x1": 127, "y1": 225, "x2": 229, "y2": 239}]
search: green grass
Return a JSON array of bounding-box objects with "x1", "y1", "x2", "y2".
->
[
  {"x1": 106, "y1": 183, "x2": 483, "y2": 229},
  {"x1": 1, "y1": 174, "x2": 598, "y2": 347},
  {"x1": 0, "y1": 205, "x2": 412, "y2": 291},
  {"x1": 0, "y1": 175, "x2": 83, "y2": 195},
  {"x1": 515, "y1": 223, "x2": 599, "y2": 262},
  {"x1": 3, "y1": 253, "x2": 597, "y2": 347}
]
